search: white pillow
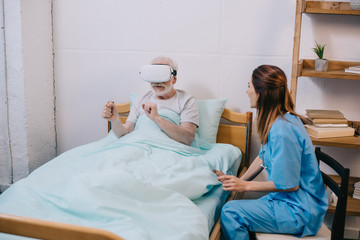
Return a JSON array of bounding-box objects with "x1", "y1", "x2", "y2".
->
[{"x1": 196, "y1": 99, "x2": 227, "y2": 143}]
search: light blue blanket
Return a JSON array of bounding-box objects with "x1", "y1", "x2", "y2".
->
[{"x1": 0, "y1": 110, "x2": 240, "y2": 240}]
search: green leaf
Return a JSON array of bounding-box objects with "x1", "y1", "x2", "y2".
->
[{"x1": 313, "y1": 41, "x2": 326, "y2": 59}]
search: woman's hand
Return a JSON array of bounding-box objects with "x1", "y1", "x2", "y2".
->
[
  {"x1": 217, "y1": 174, "x2": 297, "y2": 193},
  {"x1": 213, "y1": 170, "x2": 225, "y2": 179},
  {"x1": 217, "y1": 175, "x2": 248, "y2": 192},
  {"x1": 213, "y1": 170, "x2": 224, "y2": 176}
]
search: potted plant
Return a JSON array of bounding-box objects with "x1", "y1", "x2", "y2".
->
[
  {"x1": 350, "y1": 0, "x2": 360, "y2": 10},
  {"x1": 313, "y1": 42, "x2": 328, "y2": 72}
]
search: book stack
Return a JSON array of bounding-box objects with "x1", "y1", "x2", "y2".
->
[
  {"x1": 353, "y1": 181, "x2": 360, "y2": 200},
  {"x1": 344, "y1": 66, "x2": 360, "y2": 75},
  {"x1": 304, "y1": 109, "x2": 355, "y2": 139}
]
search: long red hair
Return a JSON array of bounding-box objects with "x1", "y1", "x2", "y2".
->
[{"x1": 252, "y1": 65, "x2": 302, "y2": 144}]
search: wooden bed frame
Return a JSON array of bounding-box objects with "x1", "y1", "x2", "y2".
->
[{"x1": 0, "y1": 102, "x2": 252, "y2": 240}]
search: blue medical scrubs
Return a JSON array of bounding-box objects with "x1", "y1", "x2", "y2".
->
[{"x1": 220, "y1": 113, "x2": 328, "y2": 240}]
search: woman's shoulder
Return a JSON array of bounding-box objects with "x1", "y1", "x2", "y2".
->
[
  {"x1": 274, "y1": 113, "x2": 301, "y2": 125},
  {"x1": 270, "y1": 113, "x2": 304, "y2": 137}
]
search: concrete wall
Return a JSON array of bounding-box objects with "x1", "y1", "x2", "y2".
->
[
  {"x1": 0, "y1": 0, "x2": 12, "y2": 191},
  {"x1": 0, "y1": 0, "x2": 56, "y2": 190}
]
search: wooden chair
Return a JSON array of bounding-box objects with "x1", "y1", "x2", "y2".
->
[{"x1": 254, "y1": 147, "x2": 349, "y2": 240}]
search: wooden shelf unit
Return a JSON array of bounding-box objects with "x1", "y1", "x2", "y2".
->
[
  {"x1": 304, "y1": 1, "x2": 360, "y2": 15},
  {"x1": 291, "y1": 1, "x2": 360, "y2": 102},
  {"x1": 298, "y1": 59, "x2": 360, "y2": 81},
  {"x1": 310, "y1": 136, "x2": 360, "y2": 149},
  {"x1": 328, "y1": 175, "x2": 360, "y2": 216},
  {"x1": 291, "y1": 0, "x2": 360, "y2": 216}
]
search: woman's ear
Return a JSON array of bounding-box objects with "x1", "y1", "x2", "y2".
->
[{"x1": 172, "y1": 76, "x2": 177, "y2": 84}]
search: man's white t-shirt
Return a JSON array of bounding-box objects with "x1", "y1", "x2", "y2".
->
[{"x1": 127, "y1": 90, "x2": 199, "y2": 126}]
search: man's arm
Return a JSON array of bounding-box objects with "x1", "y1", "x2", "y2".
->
[
  {"x1": 102, "y1": 102, "x2": 135, "y2": 138},
  {"x1": 142, "y1": 102, "x2": 196, "y2": 145},
  {"x1": 155, "y1": 119, "x2": 196, "y2": 146}
]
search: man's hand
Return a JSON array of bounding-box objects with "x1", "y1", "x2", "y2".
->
[
  {"x1": 217, "y1": 175, "x2": 248, "y2": 192},
  {"x1": 102, "y1": 101, "x2": 134, "y2": 138},
  {"x1": 142, "y1": 102, "x2": 160, "y2": 122},
  {"x1": 141, "y1": 102, "x2": 196, "y2": 145},
  {"x1": 102, "y1": 101, "x2": 118, "y2": 121}
]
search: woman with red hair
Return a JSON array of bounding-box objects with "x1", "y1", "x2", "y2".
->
[{"x1": 214, "y1": 65, "x2": 328, "y2": 240}]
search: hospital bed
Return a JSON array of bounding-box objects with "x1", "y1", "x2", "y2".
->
[{"x1": 0, "y1": 100, "x2": 252, "y2": 240}]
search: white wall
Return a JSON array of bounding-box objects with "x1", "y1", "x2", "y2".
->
[
  {"x1": 21, "y1": 0, "x2": 56, "y2": 172},
  {"x1": 53, "y1": 0, "x2": 360, "y2": 178}
]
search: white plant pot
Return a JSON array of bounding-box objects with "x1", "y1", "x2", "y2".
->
[
  {"x1": 315, "y1": 59, "x2": 328, "y2": 72},
  {"x1": 350, "y1": 0, "x2": 360, "y2": 10}
]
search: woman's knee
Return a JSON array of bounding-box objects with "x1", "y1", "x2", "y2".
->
[
  {"x1": 220, "y1": 201, "x2": 250, "y2": 240},
  {"x1": 221, "y1": 201, "x2": 237, "y2": 222},
  {"x1": 220, "y1": 201, "x2": 248, "y2": 228}
]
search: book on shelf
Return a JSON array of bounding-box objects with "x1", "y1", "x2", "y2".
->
[
  {"x1": 314, "y1": 123, "x2": 348, "y2": 128},
  {"x1": 344, "y1": 68, "x2": 360, "y2": 75},
  {"x1": 310, "y1": 118, "x2": 348, "y2": 125},
  {"x1": 354, "y1": 193, "x2": 360, "y2": 200},
  {"x1": 305, "y1": 124, "x2": 355, "y2": 139},
  {"x1": 353, "y1": 181, "x2": 360, "y2": 200},
  {"x1": 352, "y1": 195, "x2": 360, "y2": 200},
  {"x1": 348, "y1": 66, "x2": 360, "y2": 71},
  {"x1": 306, "y1": 109, "x2": 345, "y2": 119}
]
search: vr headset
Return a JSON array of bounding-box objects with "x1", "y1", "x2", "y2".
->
[{"x1": 139, "y1": 64, "x2": 177, "y2": 83}]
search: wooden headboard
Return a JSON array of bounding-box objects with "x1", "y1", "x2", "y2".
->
[{"x1": 108, "y1": 102, "x2": 253, "y2": 175}]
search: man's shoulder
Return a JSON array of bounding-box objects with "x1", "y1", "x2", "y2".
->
[{"x1": 175, "y1": 89, "x2": 195, "y2": 100}]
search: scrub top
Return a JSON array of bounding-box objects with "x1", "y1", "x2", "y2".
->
[{"x1": 259, "y1": 113, "x2": 328, "y2": 236}]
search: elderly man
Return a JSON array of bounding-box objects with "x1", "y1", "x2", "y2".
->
[{"x1": 102, "y1": 56, "x2": 199, "y2": 146}]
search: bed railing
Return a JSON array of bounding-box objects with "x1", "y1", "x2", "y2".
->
[{"x1": 0, "y1": 213, "x2": 124, "y2": 240}]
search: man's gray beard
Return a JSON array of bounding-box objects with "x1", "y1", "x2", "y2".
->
[
  {"x1": 152, "y1": 83, "x2": 173, "y2": 97},
  {"x1": 151, "y1": 83, "x2": 166, "y2": 88}
]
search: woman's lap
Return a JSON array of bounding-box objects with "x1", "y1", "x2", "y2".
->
[{"x1": 220, "y1": 197, "x2": 305, "y2": 240}]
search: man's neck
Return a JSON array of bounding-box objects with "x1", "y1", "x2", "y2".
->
[{"x1": 155, "y1": 89, "x2": 176, "y2": 100}]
